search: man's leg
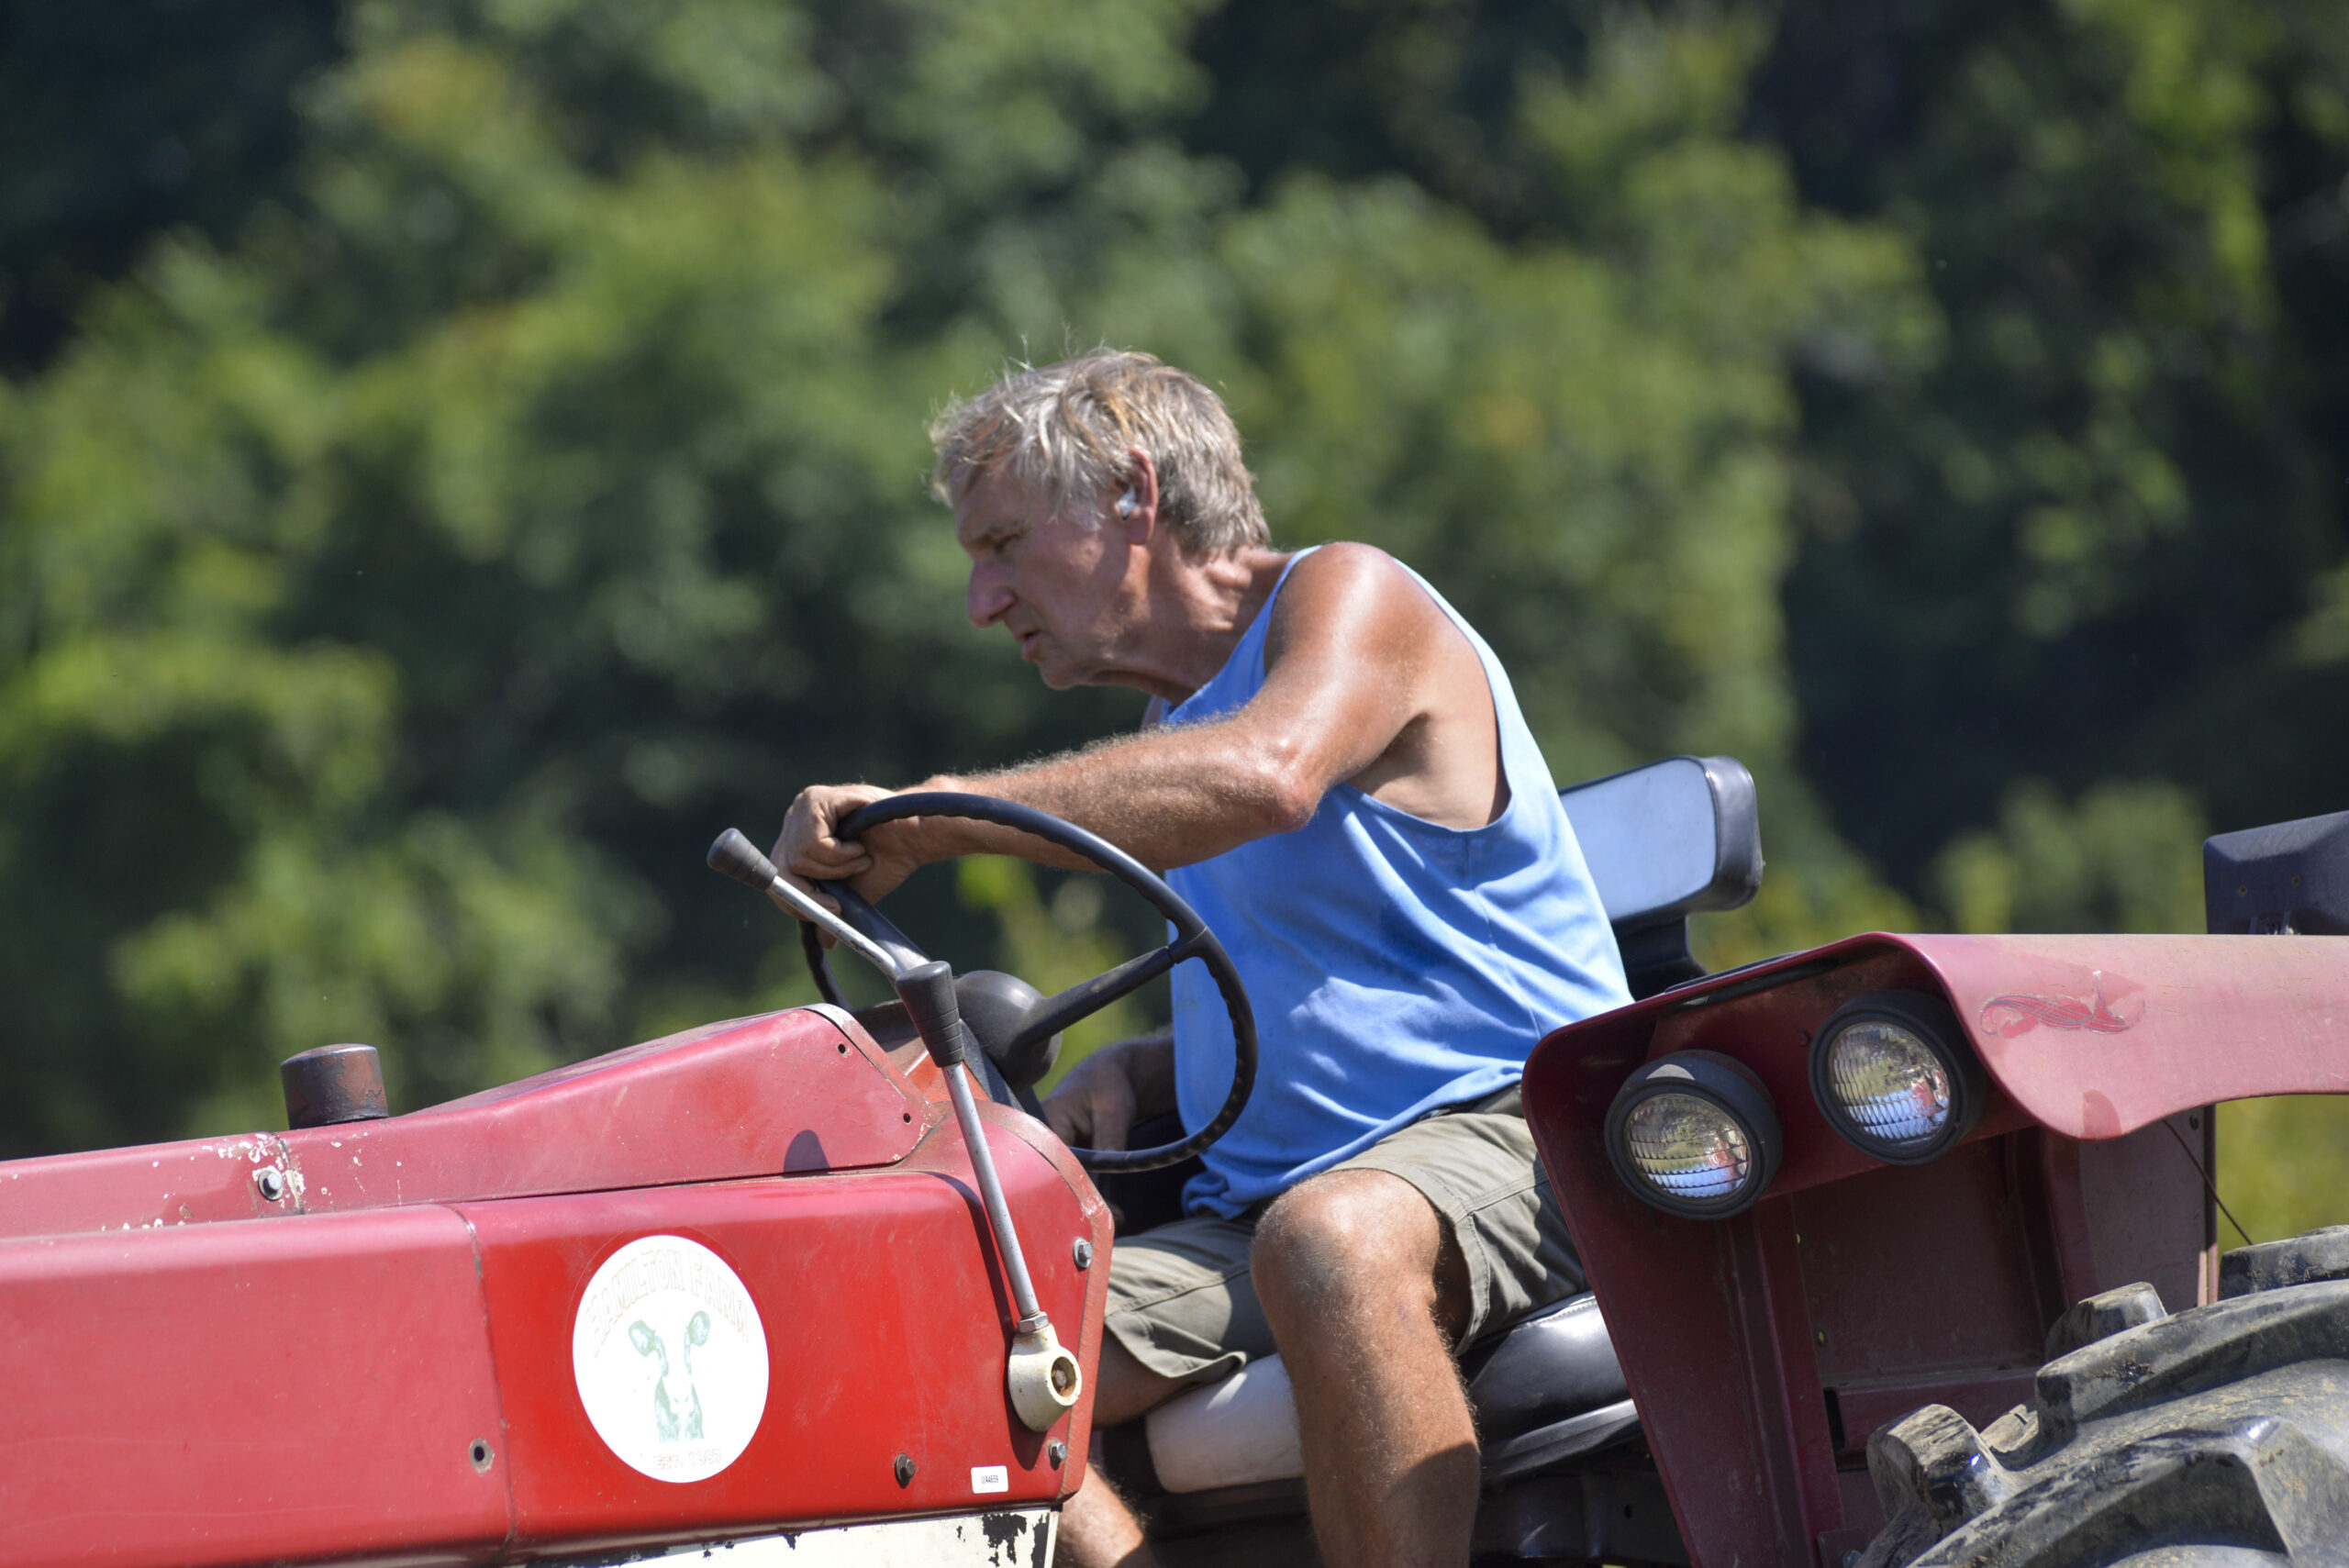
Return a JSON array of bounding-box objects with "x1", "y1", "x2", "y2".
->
[
  {"x1": 1251, "y1": 1168, "x2": 1479, "y2": 1568},
  {"x1": 1061, "y1": 1210, "x2": 1275, "y2": 1568},
  {"x1": 1057, "y1": 1338, "x2": 1189, "y2": 1568}
]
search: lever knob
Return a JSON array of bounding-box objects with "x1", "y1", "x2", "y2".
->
[
  {"x1": 896, "y1": 960, "x2": 972, "y2": 1069},
  {"x1": 707, "y1": 828, "x2": 782, "y2": 890}
]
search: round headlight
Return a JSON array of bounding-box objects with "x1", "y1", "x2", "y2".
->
[
  {"x1": 1605, "y1": 1051, "x2": 1782, "y2": 1219},
  {"x1": 1623, "y1": 1093, "x2": 1753, "y2": 1201},
  {"x1": 1809, "y1": 990, "x2": 1986, "y2": 1164}
]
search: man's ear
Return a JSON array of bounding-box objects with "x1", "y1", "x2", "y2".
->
[{"x1": 1120, "y1": 446, "x2": 1161, "y2": 542}]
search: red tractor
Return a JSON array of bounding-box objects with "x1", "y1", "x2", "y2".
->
[{"x1": 0, "y1": 763, "x2": 2342, "y2": 1567}]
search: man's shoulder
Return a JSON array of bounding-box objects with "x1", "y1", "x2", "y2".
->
[
  {"x1": 1267, "y1": 542, "x2": 1442, "y2": 639},
  {"x1": 1282, "y1": 539, "x2": 1407, "y2": 585}
]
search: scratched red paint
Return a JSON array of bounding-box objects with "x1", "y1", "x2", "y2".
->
[{"x1": 1978, "y1": 973, "x2": 2143, "y2": 1037}]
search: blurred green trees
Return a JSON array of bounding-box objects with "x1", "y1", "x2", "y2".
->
[
  {"x1": 0, "y1": 0, "x2": 2342, "y2": 1239},
  {"x1": 1773, "y1": 0, "x2": 2349, "y2": 885},
  {"x1": 0, "y1": 2, "x2": 342, "y2": 372},
  {"x1": 0, "y1": 0, "x2": 1914, "y2": 1141}
]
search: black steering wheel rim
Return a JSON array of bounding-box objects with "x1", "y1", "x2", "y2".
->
[{"x1": 810, "y1": 791, "x2": 1258, "y2": 1174}]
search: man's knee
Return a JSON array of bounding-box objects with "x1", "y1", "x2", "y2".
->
[{"x1": 1251, "y1": 1168, "x2": 1448, "y2": 1322}]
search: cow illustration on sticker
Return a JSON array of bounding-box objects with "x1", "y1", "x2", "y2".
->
[
  {"x1": 573, "y1": 1235, "x2": 768, "y2": 1482},
  {"x1": 629, "y1": 1311, "x2": 708, "y2": 1440}
]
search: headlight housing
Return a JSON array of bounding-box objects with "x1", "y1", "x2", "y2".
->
[
  {"x1": 1604, "y1": 1051, "x2": 1783, "y2": 1219},
  {"x1": 1809, "y1": 989, "x2": 1986, "y2": 1164}
]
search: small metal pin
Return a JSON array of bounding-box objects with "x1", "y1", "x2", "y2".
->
[
  {"x1": 894, "y1": 1453, "x2": 917, "y2": 1487},
  {"x1": 1048, "y1": 1440, "x2": 1068, "y2": 1467},
  {"x1": 1073, "y1": 1239, "x2": 1094, "y2": 1270},
  {"x1": 253, "y1": 1167, "x2": 286, "y2": 1202}
]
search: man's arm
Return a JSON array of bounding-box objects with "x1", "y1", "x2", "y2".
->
[{"x1": 777, "y1": 544, "x2": 1453, "y2": 900}]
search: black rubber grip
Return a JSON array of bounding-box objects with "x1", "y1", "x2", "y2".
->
[
  {"x1": 896, "y1": 960, "x2": 970, "y2": 1069},
  {"x1": 707, "y1": 828, "x2": 783, "y2": 891}
]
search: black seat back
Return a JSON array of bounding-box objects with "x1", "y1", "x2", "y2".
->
[
  {"x1": 2205, "y1": 808, "x2": 2349, "y2": 935},
  {"x1": 1558, "y1": 754, "x2": 1763, "y2": 997}
]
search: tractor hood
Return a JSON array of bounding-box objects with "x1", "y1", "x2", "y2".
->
[
  {"x1": 0, "y1": 1004, "x2": 930, "y2": 1242},
  {"x1": 1896, "y1": 932, "x2": 2348, "y2": 1137}
]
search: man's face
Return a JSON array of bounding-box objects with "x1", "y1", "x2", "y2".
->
[{"x1": 953, "y1": 465, "x2": 1139, "y2": 690}]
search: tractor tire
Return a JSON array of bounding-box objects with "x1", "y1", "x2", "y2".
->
[{"x1": 1856, "y1": 1226, "x2": 2349, "y2": 1568}]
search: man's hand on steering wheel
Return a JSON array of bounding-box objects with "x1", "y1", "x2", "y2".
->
[
  {"x1": 725, "y1": 790, "x2": 1256, "y2": 1172},
  {"x1": 773, "y1": 782, "x2": 928, "y2": 918}
]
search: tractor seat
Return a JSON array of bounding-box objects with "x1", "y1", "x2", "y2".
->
[
  {"x1": 1098, "y1": 1287, "x2": 1639, "y2": 1529},
  {"x1": 1458, "y1": 1289, "x2": 1639, "y2": 1478}
]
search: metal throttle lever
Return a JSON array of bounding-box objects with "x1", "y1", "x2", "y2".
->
[
  {"x1": 705, "y1": 827, "x2": 1083, "y2": 1432},
  {"x1": 895, "y1": 960, "x2": 1083, "y2": 1430},
  {"x1": 706, "y1": 828, "x2": 904, "y2": 980}
]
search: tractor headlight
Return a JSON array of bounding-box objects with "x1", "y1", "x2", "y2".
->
[
  {"x1": 1605, "y1": 1051, "x2": 1782, "y2": 1219},
  {"x1": 1809, "y1": 990, "x2": 1986, "y2": 1164}
]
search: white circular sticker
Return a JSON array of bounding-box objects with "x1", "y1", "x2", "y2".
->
[{"x1": 573, "y1": 1235, "x2": 770, "y2": 1483}]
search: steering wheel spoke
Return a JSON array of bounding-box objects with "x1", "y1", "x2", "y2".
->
[{"x1": 1008, "y1": 943, "x2": 1181, "y2": 1061}]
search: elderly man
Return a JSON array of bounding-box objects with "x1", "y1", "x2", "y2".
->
[{"x1": 774, "y1": 350, "x2": 1627, "y2": 1567}]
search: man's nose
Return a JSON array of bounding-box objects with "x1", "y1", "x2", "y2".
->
[{"x1": 967, "y1": 567, "x2": 1013, "y2": 628}]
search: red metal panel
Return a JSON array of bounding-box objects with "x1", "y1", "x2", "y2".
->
[
  {"x1": 1514, "y1": 943, "x2": 2046, "y2": 1562},
  {"x1": 0, "y1": 999, "x2": 1112, "y2": 1568},
  {"x1": 1794, "y1": 1143, "x2": 2047, "y2": 1393},
  {"x1": 1820, "y1": 1468, "x2": 1891, "y2": 1566},
  {"x1": 0, "y1": 1008, "x2": 929, "y2": 1243},
  {"x1": 1521, "y1": 1004, "x2": 1798, "y2": 1564},
  {"x1": 2023, "y1": 1131, "x2": 2102, "y2": 1313},
  {"x1": 0, "y1": 1132, "x2": 294, "y2": 1239},
  {"x1": 1904, "y1": 934, "x2": 2349, "y2": 1137},
  {"x1": 465, "y1": 1102, "x2": 1109, "y2": 1559},
  {"x1": 1519, "y1": 932, "x2": 2306, "y2": 1566},
  {"x1": 2076, "y1": 1110, "x2": 2215, "y2": 1310},
  {"x1": 983, "y1": 1092, "x2": 1117, "y2": 1487},
  {"x1": 1725, "y1": 1199, "x2": 1843, "y2": 1553},
  {"x1": 281, "y1": 1008, "x2": 930, "y2": 1216},
  {"x1": 1831, "y1": 1374, "x2": 2034, "y2": 1458},
  {"x1": 0, "y1": 1206, "x2": 508, "y2": 1568}
]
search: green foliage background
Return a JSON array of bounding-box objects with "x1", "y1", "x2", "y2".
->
[{"x1": 1, "y1": 0, "x2": 2342, "y2": 1240}]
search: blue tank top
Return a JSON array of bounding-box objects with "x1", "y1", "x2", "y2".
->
[{"x1": 1163, "y1": 550, "x2": 1630, "y2": 1217}]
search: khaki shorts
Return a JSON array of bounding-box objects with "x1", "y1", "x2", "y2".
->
[{"x1": 1102, "y1": 1087, "x2": 1586, "y2": 1385}]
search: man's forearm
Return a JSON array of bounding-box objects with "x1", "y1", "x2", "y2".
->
[{"x1": 909, "y1": 717, "x2": 1309, "y2": 873}]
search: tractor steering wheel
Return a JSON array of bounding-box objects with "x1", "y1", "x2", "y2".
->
[{"x1": 798, "y1": 792, "x2": 1257, "y2": 1175}]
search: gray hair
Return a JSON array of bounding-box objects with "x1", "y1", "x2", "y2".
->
[{"x1": 928, "y1": 350, "x2": 1268, "y2": 556}]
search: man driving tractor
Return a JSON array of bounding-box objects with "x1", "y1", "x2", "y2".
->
[{"x1": 773, "y1": 350, "x2": 1629, "y2": 1568}]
